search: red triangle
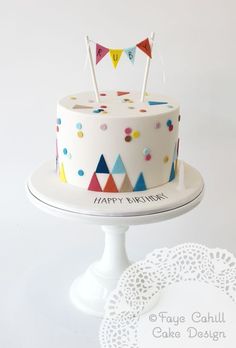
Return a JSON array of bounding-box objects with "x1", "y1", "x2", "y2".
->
[
  {"x1": 117, "y1": 91, "x2": 130, "y2": 96},
  {"x1": 88, "y1": 173, "x2": 102, "y2": 191},
  {"x1": 136, "y1": 38, "x2": 152, "y2": 58},
  {"x1": 103, "y1": 174, "x2": 118, "y2": 192}
]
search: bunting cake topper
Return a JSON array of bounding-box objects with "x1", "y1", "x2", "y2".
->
[{"x1": 85, "y1": 32, "x2": 155, "y2": 103}]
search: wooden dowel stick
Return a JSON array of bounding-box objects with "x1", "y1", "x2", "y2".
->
[
  {"x1": 140, "y1": 32, "x2": 155, "y2": 102},
  {"x1": 85, "y1": 35, "x2": 100, "y2": 102}
]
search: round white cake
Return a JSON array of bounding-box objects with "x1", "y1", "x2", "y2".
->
[{"x1": 56, "y1": 91, "x2": 180, "y2": 192}]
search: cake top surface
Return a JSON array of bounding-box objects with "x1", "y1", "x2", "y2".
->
[{"x1": 58, "y1": 91, "x2": 179, "y2": 118}]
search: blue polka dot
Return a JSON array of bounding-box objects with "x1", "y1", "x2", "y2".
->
[
  {"x1": 78, "y1": 169, "x2": 84, "y2": 176},
  {"x1": 76, "y1": 122, "x2": 82, "y2": 130},
  {"x1": 166, "y1": 119, "x2": 172, "y2": 127},
  {"x1": 143, "y1": 148, "x2": 150, "y2": 156},
  {"x1": 63, "y1": 148, "x2": 68, "y2": 155},
  {"x1": 57, "y1": 118, "x2": 61, "y2": 125}
]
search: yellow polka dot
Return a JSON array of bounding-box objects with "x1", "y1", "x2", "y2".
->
[
  {"x1": 132, "y1": 130, "x2": 140, "y2": 138},
  {"x1": 163, "y1": 156, "x2": 169, "y2": 163},
  {"x1": 70, "y1": 96, "x2": 77, "y2": 100},
  {"x1": 77, "y1": 131, "x2": 84, "y2": 138}
]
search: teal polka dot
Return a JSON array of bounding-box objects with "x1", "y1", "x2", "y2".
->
[
  {"x1": 63, "y1": 148, "x2": 68, "y2": 155},
  {"x1": 78, "y1": 169, "x2": 84, "y2": 176},
  {"x1": 76, "y1": 122, "x2": 82, "y2": 130},
  {"x1": 143, "y1": 148, "x2": 150, "y2": 156},
  {"x1": 57, "y1": 118, "x2": 61, "y2": 125},
  {"x1": 166, "y1": 119, "x2": 172, "y2": 127}
]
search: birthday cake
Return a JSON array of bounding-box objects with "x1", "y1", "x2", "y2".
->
[{"x1": 56, "y1": 91, "x2": 180, "y2": 192}]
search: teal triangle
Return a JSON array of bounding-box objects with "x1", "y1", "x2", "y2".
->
[
  {"x1": 148, "y1": 101, "x2": 168, "y2": 105},
  {"x1": 124, "y1": 46, "x2": 136, "y2": 64},
  {"x1": 112, "y1": 155, "x2": 126, "y2": 174},
  {"x1": 169, "y1": 162, "x2": 175, "y2": 182},
  {"x1": 96, "y1": 155, "x2": 109, "y2": 174},
  {"x1": 133, "y1": 173, "x2": 147, "y2": 191}
]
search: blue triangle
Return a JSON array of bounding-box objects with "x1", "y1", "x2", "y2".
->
[
  {"x1": 133, "y1": 173, "x2": 147, "y2": 191},
  {"x1": 96, "y1": 155, "x2": 109, "y2": 174},
  {"x1": 124, "y1": 46, "x2": 136, "y2": 64},
  {"x1": 169, "y1": 162, "x2": 175, "y2": 182},
  {"x1": 148, "y1": 101, "x2": 168, "y2": 106},
  {"x1": 112, "y1": 155, "x2": 126, "y2": 174}
]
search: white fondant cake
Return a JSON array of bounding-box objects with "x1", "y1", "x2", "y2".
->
[{"x1": 56, "y1": 91, "x2": 180, "y2": 192}]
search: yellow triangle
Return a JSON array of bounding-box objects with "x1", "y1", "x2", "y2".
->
[
  {"x1": 109, "y1": 49, "x2": 123, "y2": 69},
  {"x1": 59, "y1": 163, "x2": 67, "y2": 183}
]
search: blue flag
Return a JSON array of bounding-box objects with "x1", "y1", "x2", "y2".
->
[{"x1": 124, "y1": 46, "x2": 136, "y2": 64}]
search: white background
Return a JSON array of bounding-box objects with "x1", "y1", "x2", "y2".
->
[{"x1": 0, "y1": 0, "x2": 236, "y2": 347}]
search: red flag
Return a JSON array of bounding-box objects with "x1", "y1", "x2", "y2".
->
[
  {"x1": 96, "y1": 43, "x2": 109, "y2": 64},
  {"x1": 136, "y1": 38, "x2": 152, "y2": 58}
]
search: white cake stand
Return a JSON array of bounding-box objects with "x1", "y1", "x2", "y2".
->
[{"x1": 26, "y1": 160, "x2": 204, "y2": 317}]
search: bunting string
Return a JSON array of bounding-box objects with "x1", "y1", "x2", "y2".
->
[{"x1": 91, "y1": 37, "x2": 153, "y2": 69}]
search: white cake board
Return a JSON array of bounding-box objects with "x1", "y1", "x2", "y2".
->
[{"x1": 26, "y1": 160, "x2": 204, "y2": 317}]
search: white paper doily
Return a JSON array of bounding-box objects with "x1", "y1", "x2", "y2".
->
[{"x1": 99, "y1": 243, "x2": 236, "y2": 348}]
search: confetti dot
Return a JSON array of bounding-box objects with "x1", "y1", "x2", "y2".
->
[
  {"x1": 100, "y1": 105, "x2": 107, "y2": 108},
  {"x1": 78, "y1": 169, "x2": 84, "y2": 176},
  {"x1": 56, "y1": 126, "x2": 59, "y2": 132},
  {"x1": 132, "y1": 130, "x2": 140, "y2": 138},
  {"x1": 155, "y1": 122, "x2": 161, "y2": 129},
  {"x1": 169, "y1": 124, "x2": 174, "y2": 131},
  {"x1": 100, "y1": 93, "x2": 106, "y2": 96},
  {"x1": 139, "y1": 109, "x2": 147, "y2": 112},
  {"x1": 125, "y1": 127, "x2": 132, "y2": 135},
  {"x1": 167, "y1": 119, "x2": 172, "y2": 127},
  {"x1": 163, "y1": 156, "x2": 169, "y2": 163},
  {"x1": 63, "y1": 148, "x2": 68, "y2": 155},
  {"x1": 145, "y1": 154, "x2": 152, "y2": 161},
  {"x1": 143, "y1": 148, "x2": 150, "y2": 156},
  {"x1": 70, "y1": 96, "x2": 77, "y2": 100},
  {"x1": 93, "y1": 109, "x2": 100, "y2": 113},
  {"x1": 77, "y1": 131, "x2": 84, "y2": 138},
  {"x1": 125, "y1": 135, "x2": 132, "y2": 142},
  {"x1": 76, "y1": 122, "x2": 82, "y2": 130},
  {"x1": 100, "y1": 124, "x2": 107, "y2": 131},
  {"x1": 178, "y1": 115, "x2": 181, "y2": 122},
  {"x1": 57, "y1": 118, "x2": 61, "y2": 125}
]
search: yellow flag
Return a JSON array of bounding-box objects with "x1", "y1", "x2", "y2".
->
[
  {"x1": 59, "y1": 163, "x2": 67, "y2": 183},
  {"x1": 109, "y1": 49, "x2": 123, "y2": 69}
]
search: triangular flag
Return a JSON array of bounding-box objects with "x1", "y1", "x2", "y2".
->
[
  {"x1": 124, "y1": 46, "x2": 136, "y2": 64},
  {"x1": 96, "y1": 155, "x2": 109, "y2": 174},
  {"x1": 117, "y1": 91, "x2": 130, "y2": 96},
  {"x1": 73, "y1": 104, "x2": 93, "y2": 109},
  {"x1": 136, "y1": 38, "x2": 152, "y2": 58},
  {"x1": 88, "y1": 173, "x2": 102, "y2": 191},
  {"x1": 112, "y1": 155, "x2": 126, "y2": 174},
  {"x1": 59, "y1": 163, "x2": 67, "y2": 183},
  {"x1": 169, "y1": 162, "x2": 175, "y2": 182},
  {"x1": 96, "y1": 43, "x2": 109, "y2": 64},
  {"x1": 148, "y1": 101, "x2": 168, "y2": 106},
  {"x1": 120, "y1": 174, "x2": 133, "y2": 192},
  {"x1": 133, "y1": 173, "x2": 147, "y2": 191},
  {"x1": 103, "y1": 174, "x2": 118, "y2": 192},
  {"x1": 109, "y1": 49, "x2": 123, "y2": 69}
]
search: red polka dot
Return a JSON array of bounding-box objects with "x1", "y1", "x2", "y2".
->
[
  {"x1": 169, "y1": 125, "x2": 173, "y2": 131},
  {"x1": 125, "y1": 127, "x2": 132, "y2": 134},
  {"x1": 100, "y1": 93, "x2": 106, "y2": 96},
  {"x1": 56, "y1": 126, "x2": 59, "y2": 132},
  {"x1": 100, "y1": 105, "x2": 107, "y2": 108},
  {"x1": 139, "y1": 109, "x2": 147, "y2": 112},
  {"x1": 145, "y1": 154, "x2": 152, "y2": 161}
]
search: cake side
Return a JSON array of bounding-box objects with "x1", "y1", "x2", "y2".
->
[{"x1": 56, "y1": 91, "x2": 180, "y2": 192}]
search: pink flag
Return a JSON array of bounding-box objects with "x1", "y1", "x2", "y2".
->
[{"x1": 96, "y1": 43, "x2": 109, "y2": 64}]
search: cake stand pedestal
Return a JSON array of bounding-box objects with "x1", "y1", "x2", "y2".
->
[{"x1": 27, "y1": 160, "x2": 204, "y2": 317}]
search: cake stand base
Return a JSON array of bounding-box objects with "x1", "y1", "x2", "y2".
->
[{"x1": 27, "y1": 160, "x2": 204, "y2": 317}]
